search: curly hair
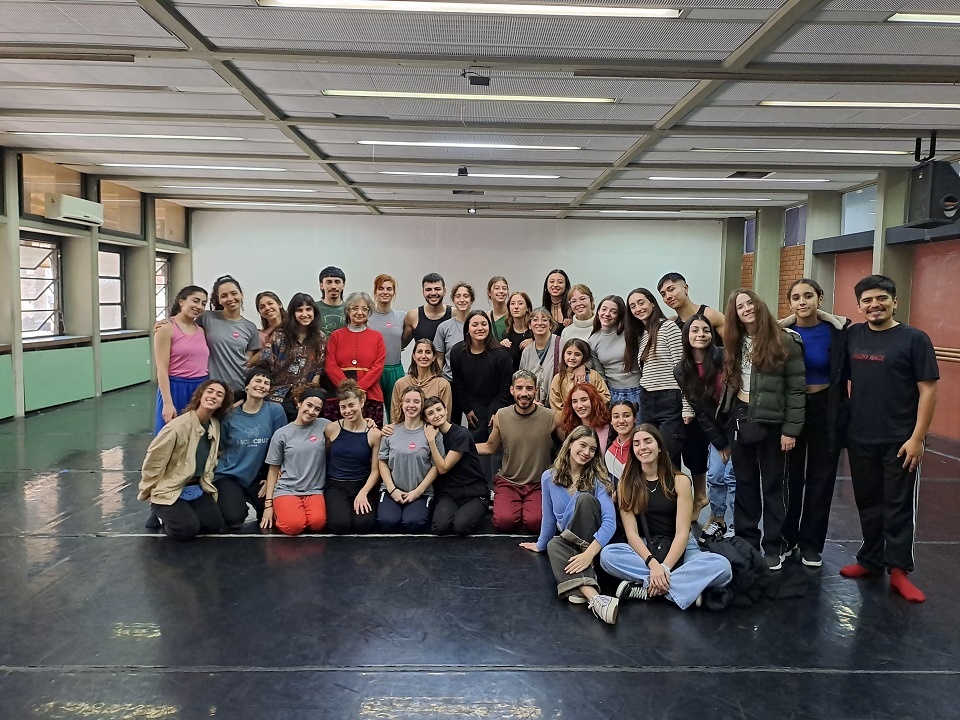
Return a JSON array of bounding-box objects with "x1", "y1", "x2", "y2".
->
[{"x1": 561, "y1": 382, "x2": 611, "y2": 434}]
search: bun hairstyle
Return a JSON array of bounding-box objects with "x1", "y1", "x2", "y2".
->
[
  {"x1": 336, "y1": 378, "x2": 366, "y2": 403},
  {"x1": 295, "y1": 386, "x2": 326, "y2": 405}
]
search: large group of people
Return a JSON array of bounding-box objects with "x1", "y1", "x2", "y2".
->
[{"x1": 139, "y1": 267, "x2": 939, "y2": 621}]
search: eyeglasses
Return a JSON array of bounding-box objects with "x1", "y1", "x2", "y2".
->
[{"x1": 350, "y1": 306, "x2": 371, "y2": 315}]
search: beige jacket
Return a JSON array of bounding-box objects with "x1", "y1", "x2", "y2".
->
[{"x1": 138, "y1": 411, "x2": 221, "y2": 505}]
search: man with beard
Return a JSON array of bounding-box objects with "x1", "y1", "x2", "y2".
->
[
  {"x1": 658, "y1": 272, "x2": 725, "y2": 345},
  {"x1": 403, "y1": 272, "x2": 452, "y2": 346},
  {"x1": 317, "y1": 266, "x2": 347, "y2": 336},
  {"x1": 841, "y1": 275, "x2": 938, "y2": 603},
  {"x1": 478, "y1": 370, "x2": 562, "y2": 533}
]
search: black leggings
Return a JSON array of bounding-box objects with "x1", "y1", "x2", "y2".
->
[
  {"x1": 215, "y1": 477, "x2": 264, "y2": 528},
  {"x1": 325, "y1": 479, "x2": 378, "y2": 534},
  {"x1": 432, "y1": 490, "x2": 488, "y2": 536},
  {"x1": 152, "y1": 495, "x2": 225, "y2": 541}
]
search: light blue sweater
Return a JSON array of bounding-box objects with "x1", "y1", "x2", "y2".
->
[{"x1": 534, "y1": 469, "x2": 617, "y2": 551}]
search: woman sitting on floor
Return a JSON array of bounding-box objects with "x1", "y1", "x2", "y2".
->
[
  {"x1": 423, "y1": 396, "x2": 490, "y2": 537},
  {"x1": 600, "y1": 425, "x2": 733, "y2": 610},
  {"x1": 139, "y1": 379, "x2": 233, "y2": 541},
  {"x1": 378, "y1": 386, "x2": 442, "y2": 533},
  {"x1": 520, "y1": 426, "x2": 620, "y2": 625},
  {"x1": 260, "y1": 388, "x2": 330, "y2": 536}
]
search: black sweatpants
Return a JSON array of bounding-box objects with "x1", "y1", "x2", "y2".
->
[
  {"x1": 432, "y1": 486, "x2": 488, "y2": 537},
  {"x1": 641, "y1": 388, "x2": 685, "y2": 469},
  {"x1": 325, "y1": 479, "x2": 378, "y2": 534},
  {"x1": 729, "y1": 414, "x2": 787, "y2": 557},
  {"x1": 847, "y1": 440, "x2": 920, "y2": 573},
  {"x1": 151, "y1": 494, "x2": 225, "y2": 541},
  {"x1": 215, "y1": 476, "x2": 264, "y2": 527},
  {"x1": 785, "y1": 389, "x2": 840, "y2": 554}
]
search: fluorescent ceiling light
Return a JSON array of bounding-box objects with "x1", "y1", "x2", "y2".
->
[
  {"x1": 599, "y1": 210, "x2": 681, "y2": 214},
  {"x1": 324, "y1": 89, "x2": 615, "y2": 103},
  {"x1": 100, "y1": 163, "x2": 287, "y2": 171},
  {"x1": 379, "y1": 171, "x2": 560, "y2": 179},
  {"x1": 887, "y1": 13, "x2": 960, "y2": 24},
  {"x1": 620, "y1": 196, "x2": 774, "y2": 201},
  {"x1": 358, "y1": 140, "x2": 580, "y2": 150},
  {"x1": 201, "y1": 201, "x2": 337, "y2": 207},
  {"x1": 760, "y1": 100, "x2": 960, "y2": 110},
  {"x1": 649, "y1": 176, "x2": 828, "y2": 183},
  {"x1": 161, "y1": 185, "x2": 315, "y2": 193},
  {"x1": 259, "y1": 0, "x2": 680, "y2": 18},
  {"x1": 691, "y1": 147, "x2": 910, "y2": 156},
  {"x1": 10, "y1": 131, "x2": 244, "y2": 141}
]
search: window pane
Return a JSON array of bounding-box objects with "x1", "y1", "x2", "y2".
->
[
  {"x1": 22, "y1": 310, "x2": 58, "y2": 337},
  {"x1": 21, "y1": 156, "x2": 82, "y2": 217},
  {"x1": 156, "y1": 200, "x2": 186, "y2": 243},
  {"x1": 156, "y1": 255, "x2": 171, "y2": 320},
  {"x1": 100, "y1": 305, "x2": 123, "y2": 332},
  {"x1": 100, "y1": 278, "x2": 122, "y2": 304},
  {"x1": 98, "y1": 250, "x2": 121, "y2": 277},
  {"x1": 842, "y1": 186, "x2": 877, "y2": 235},
  {"x1": 100, "y1": 180, "x2": 143, "y2": 235},
  {"x1": 20, "y1": 240, "x2": 61, "y2": 337}
]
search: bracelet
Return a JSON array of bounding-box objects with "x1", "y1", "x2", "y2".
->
[
  {"x1": 389, "y1": 487, "x2": 399, "y2": 495},
  {"x1": 643, "y1": 554, "x2": 654, "y2": 566}
]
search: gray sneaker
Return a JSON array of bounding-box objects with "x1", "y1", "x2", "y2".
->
[{"x1": 588, "y1": 595, "x2": 619, "y2": 624}]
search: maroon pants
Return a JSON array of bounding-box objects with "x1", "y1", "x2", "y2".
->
[{"x1": 492, "y1": 475, "x2": 541, "y2": 533}]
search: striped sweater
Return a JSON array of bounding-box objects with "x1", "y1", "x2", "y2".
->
[{"x1": 637, "y1": 319, "x2": 693, "y2": 417}]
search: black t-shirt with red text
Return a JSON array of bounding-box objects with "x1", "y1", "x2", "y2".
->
[{"x1": 847, "y1": 323, "x2": 939, "y2": 445}]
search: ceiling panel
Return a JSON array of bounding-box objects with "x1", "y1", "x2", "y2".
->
[
  {"x1": 0, "y1": 58, "x2": 224, "y2": 89},
  {"x1": 0, "y1": 88, "x2": 257, "y2": 114},
  {"x1": 0, "y1": 1, "x2": 183, "y2": 46},
  {"x1": 766, "y1": 22, "x2": 960, "y2": 61}
]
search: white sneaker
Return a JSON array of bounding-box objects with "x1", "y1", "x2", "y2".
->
[
  {"x1": 588, "y1": 595, "x2": 619, "y2": 624},
  {"x1": 723, "y1": 526, "x2": 735, "y2": 538},
  {"x1": 567, "y1": 593, "x2": 588, "y2": 604}
]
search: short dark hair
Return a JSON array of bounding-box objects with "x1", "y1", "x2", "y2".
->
[
  {"x1": 422, "y1": 272, "x2": 445, "y2": 286},
  {"x1": 244, "y1": 367, "x2": 272, "y2": 387},
  {"x1": 319, "y1": 266, "x2": 346, "y2": 282},
  {"x1": 657, "y1": 272, "x2": 686, "y2": 292},
  {"x1": 854, "y1": 274, "x2": 896, "y2": 302}
]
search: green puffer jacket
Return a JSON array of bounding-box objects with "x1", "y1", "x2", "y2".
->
[{"x1": 720, "y1": 329, "x2": 806, "y2": 437}]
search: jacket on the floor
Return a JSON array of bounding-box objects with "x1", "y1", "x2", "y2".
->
[
  {"x1": 138, "y1": 411, "x2": 221, "y2": 505},
  {"x1": 719, "y1": 328, "x2": 806, "y2": 437},
  {"x1": 701, "y1": 536, "x2": 809, "y2": 609},
  {"x1": 779, "y1": 309, "x2": 851, "y2": 452},
  {"x1": 673, "y1": 344, "x2": 729, "y2": 451}
]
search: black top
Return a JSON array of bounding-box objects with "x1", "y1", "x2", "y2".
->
[
  {"x1": 639, "y1": 479, "x2": 678, "y2": 538},
  {"x1": 847, "y1": 323, "x2": 939, "y2": 445},
  {"x1": 449, "y1": 343, "x2": 513, "y2": 424},
  {"x1": 413, "y1": 305, "x2": 452, "y2": 344},
  {"x1": 504, "y1": 326, "x2": 533, "y2": 372},
  {"x1": 435, "y1": 424, "x2": 488, "y2": 498}
]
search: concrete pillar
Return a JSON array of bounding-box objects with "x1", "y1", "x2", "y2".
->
[
  {"x1": 754, "y1": 207, "x2": 785, "y2": 311},
  {"x1": 872, "y1": 168, "x2": 913, "y2": 321},
  {"x1": 1, "y1": 148, "x2": 25, "y2": 417},
  {"x1": 803, "y1": 191, "x2": 843, "y2": 312},
  {"x1": 719, "y1": 217, "x2": 746, "y2": 308}
]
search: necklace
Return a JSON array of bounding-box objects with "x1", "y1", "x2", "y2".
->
[{"x1": 645, "y1": 477, "x2": 659, "y2": 493}]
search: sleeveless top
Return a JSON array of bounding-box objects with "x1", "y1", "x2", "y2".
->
[
  {"x1": 412, "y1": 305, "x2": 452, "y2": 343},
  {"x1": 675, "y1": 304, "x2": 723, "y2": 348},
  {"x1": 327, "y1": 422, "x2": 371, "y2": 481},
  {"x1": 640, "y1": 479, "x2": 678, "y2": 538},
  {"x1": 168, "y1": 319, "x2": 209, "y2": 379}
]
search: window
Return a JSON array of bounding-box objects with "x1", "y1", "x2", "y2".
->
[
  {"x1": 100, "y1": 180, "x2": 143, "y2": 236},
  {"x1": 20, "y1": 155, "x2": 82, "y2": 217},
  {"x1": 743, "y1": 218, "x2": 756, "y2": 254},
  {"x1": 783, "y1": 205, "x2": 807, "y2": 247},
  {"x1": 99, "y1": 247, "x2": 125, "y2": 331},
  {"x1": 20, "y1": 239, "x2": 63, "y2": 338},
  {"x1": 842, "y1": 185, "x2": 877, "y2": 235},
  {"x1": 156, "y1": 200, "x2": 186, "y2": 244},
  {"x1": 156, "y1": 254, "x2": 171, "y2": 321}
]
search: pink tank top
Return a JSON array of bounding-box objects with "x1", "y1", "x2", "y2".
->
[{"x1": 168, "y1": 319, "x2": 209, "y2": 379}]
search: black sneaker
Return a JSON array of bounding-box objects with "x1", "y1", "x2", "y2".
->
[
  {"x1": 616, "y1": 580, "x2": 651, "y2": 601},
  {"x1": 800, "y1": 548, "x2": 823, "y2": 568},
  {"x1": 144, "y1": 511, "x2": 161, "y2": 530},
  {"x1": 698, "y1": 519, "x2": 726, "y2": 545},
  {"x1": 764, "y1": 553, "x2": 784, "y2": 572}
]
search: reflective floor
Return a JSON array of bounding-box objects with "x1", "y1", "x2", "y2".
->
[{"x1": 1, "y1": 384, "x2": 958, "y2": 720}]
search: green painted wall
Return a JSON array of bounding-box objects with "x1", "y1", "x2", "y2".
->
[
  {"x1": 0, "y1": 355, "x2": 14, "y2": 419},
  {"x1": 101, "y1": 337, "x2": 152, "y2": 392},
  {"x1": 23, "y1": 346, "x2": 96, "y2": 412}
]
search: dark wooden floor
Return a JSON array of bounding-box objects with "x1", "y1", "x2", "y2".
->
[{"x1": 1, "y1": 384, "x2": 958, "y2": 720}]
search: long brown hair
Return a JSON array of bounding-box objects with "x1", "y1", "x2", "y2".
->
[
  {"x1": 184, "y1": 379, "x2": 234, "y2": 421},
  {"x1": 551, "y1": 426, "x2": 614, "y2": 496},
  {"x1": 623, "y1": 288, "x2": 666, "y2": 371},
  {"x1": 617, "y1": 424, "x2": 678, "y2": 515},
  {"x1": 722, "y1": 288, "x2": 788, "y2": 391}
]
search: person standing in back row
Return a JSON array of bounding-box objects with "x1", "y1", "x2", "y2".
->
[
  {"x1": 841, "y1": 275, "x2": 938, "y2": 603},
  {"x1": 404, "y1": 273, "x2": 452, "y2": 345},
  {"x1": 658, "y1": 272, "x2": 726, "y2": 345},
  {"x1": 368, "y1": 274, "x2": 406, "y2": 421},
  {"x1": 317, "y1": 266, "x2": 347, "y2": 336}
]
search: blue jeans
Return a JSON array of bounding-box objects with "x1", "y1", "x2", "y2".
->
[
  {"x1": 609, "y1": 386, "x2": 643, "y2": 421},
  {"x1": 599, "y1": 534, "x2": 733, "y2": 610},
  {"x1": 707, "y1": 445, "x2": 736, "y2": 524}
]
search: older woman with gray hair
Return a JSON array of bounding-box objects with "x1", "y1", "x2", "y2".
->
[{"x1": 323, "y1": 291, "x2": 387, "y2": 426}]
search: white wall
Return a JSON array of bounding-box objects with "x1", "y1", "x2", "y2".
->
[{"x1": 191, "y1": 212, "x2": 725, "y2": 322}]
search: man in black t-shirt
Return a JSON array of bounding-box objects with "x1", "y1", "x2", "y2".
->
[{"x1": 842, "y1": 275, "x2": 939, "y2": 603}]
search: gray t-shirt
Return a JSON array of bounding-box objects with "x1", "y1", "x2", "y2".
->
[
  {"x1": 433, "y1": 317, "x2": 464, "y2": 381},
  {"x1": 379, "y1": 424, "x2": 443, "y2": 494},
  {"x1": 368, "y1": 308, "x2": 406, "y2": 365},
  {"x1": 266, "y1": 419, "x2": 330, "y2": 496},
  {"x1": 197, "y1": 311, "x2": 260, "y2": 392},
  {"x1": 588, "y1": 329, "x2": 641, "y2": 390}
]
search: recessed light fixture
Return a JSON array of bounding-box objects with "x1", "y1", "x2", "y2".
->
[
  {"x1": 10, "y1": 132, "x2": 244, "y2": 141},
  {"x1": 760, "y1": 100, "x2": 960, "y2": 110},
  {"x1": 201, "y1": 201, "x2": 337, "y2": 207},
  {"x1": 324, "y1": 89, "x2": 615, "y2": 103},
  {"x1": 649, "y1": 176, "x2": 828, "y2": 183},
  {"x1": 598, "y1": 210, "x2": 682, "y2": 214},
  {"x1": 161, "y1": 185, "x2": 316, "y2": 193},
  {"x1": 258, "y1": 0, "x2": 681, "y2": 18},
  {"x1": 691, "y1": 147, "x2": 911, "y2": 156},
  {"x1": 379, "y1": 171, "x2": 561, "y2": 179},
  {"x1": 100, "y1": 163, "x2": 287, "y2": 171},
  {"x1": 620, "y1": 196, "x2": 774, "y2": 201},
  {"x1": 887, "y1": 13, "x2": 960, "y2": 24},
  {"x1": 358, "y1": 140, "x2": 581, "y2": 150}
]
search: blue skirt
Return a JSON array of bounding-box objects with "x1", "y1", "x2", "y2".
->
[{"x1": 155, "y1": 375, "x2": 208, "y2": 434}]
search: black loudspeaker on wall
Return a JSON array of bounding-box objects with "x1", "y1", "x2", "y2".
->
[{"x1": 906, "y1": 160, "x2": 960, "y2": 228}]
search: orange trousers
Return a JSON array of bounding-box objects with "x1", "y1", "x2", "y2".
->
[{"x1": 273, "y1": 494, "x2": 327, "y2": 536}]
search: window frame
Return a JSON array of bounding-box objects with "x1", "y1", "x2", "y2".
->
[
  {"x1": 98, "y1": 245, "x2": 126, "y2": 332},
  {"x1": 155, "y1": 253, "x2": 172, "y2": 322},
  {"x1": 20, "y1": 235, "x2": 65, "y2": 339}
]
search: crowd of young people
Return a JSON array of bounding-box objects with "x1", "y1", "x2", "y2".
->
[{"x1": 140, "y1": 266, "x2": 939, "y2": 619}]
